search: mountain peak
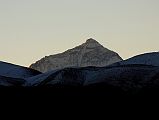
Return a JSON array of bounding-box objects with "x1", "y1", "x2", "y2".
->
[
  {"x1": 86, "y1": 38, "x2": 100, "y2": 44},
  {"x1": 84, "y1": 38, "x2": 102, "y2": 48},
  {"x1": 86, "y1": 38, "x2": 98, "y2": 43},
  {"x1": 30, "y1": 38, "x2": 122, "y2": 72}
]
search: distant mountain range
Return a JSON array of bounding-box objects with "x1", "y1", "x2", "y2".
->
[{"x1": 0, "y1": 38, "x2": 159, "y2": 95}]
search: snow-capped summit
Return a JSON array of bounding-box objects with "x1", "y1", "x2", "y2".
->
[{"x1": 30, "y1": 38, "x2": 123, "y2": 73}]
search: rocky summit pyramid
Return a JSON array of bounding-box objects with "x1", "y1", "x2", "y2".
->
[{"x1": 30, "y1": 38, "x2": 123, "y2": 73}]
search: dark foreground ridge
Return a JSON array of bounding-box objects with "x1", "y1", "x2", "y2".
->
[{"x1": 1, "y1": 52, "x2": 159, "y2": 105}]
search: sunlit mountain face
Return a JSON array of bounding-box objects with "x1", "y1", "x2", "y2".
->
[
  {"x1": 30, "y1": 38, "x2": 122, "y2": 73},
  {"x1": 0, "y1": 38, "x2": 159, "y2": 98}
]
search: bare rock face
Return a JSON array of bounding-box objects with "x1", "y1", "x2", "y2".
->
[{"x1": 30, "y1": 38, "x2": 123, "y2": 73}]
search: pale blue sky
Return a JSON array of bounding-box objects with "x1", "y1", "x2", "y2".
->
[{"x1": 0, "y1": 0, "x2": 159, "y2": 66}]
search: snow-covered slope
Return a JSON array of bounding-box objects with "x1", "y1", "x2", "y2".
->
[
  {"x1": 30, "y1": 38, "x2": 122, "y2": 72},
  {"x1": 25, "y1": 65, "x2": 159, "y2": 91},
  {"x1": 115, "y1": 52, "x2": 159, "y2": 67},
  {"x1": 84, "y1": 65, "x2": 159, "y2": 87},
  {"x1": 0, "y1": 61, "x2": 41, "y2": 79}
]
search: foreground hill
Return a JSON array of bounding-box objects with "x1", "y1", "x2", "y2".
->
[
  {"x1": 115, "y1": 52, "x2": 159, "y2": 66},
  {"x1": 25, "y1": 64, "x2": 159, "y2": 93},
  {"x1": 0, "y1": 61, "x2": 41, "y2": 79},
  {"x1": 0, "y1": 61, "x2": 41, "y2": 86}
]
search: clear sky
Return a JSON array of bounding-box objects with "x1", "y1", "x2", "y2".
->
[{"x1": 0, "y1": 0, "x2": 159, "y2": 66}]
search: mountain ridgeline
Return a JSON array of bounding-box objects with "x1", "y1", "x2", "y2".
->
[
  {"x1": 30, "y1": 38, "x2": 123, "y2": 73},
  {"x1": 0, "y1": 38, "x2": 159, "y2": 96}
]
